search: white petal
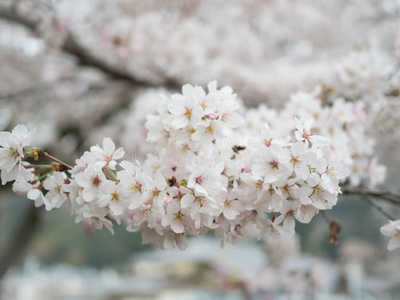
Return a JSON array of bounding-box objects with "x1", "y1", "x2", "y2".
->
[
  {"x1": 113, "y1": 148, "x2": 125, "y2": 160},
  {"x1": 388, "y1": 237, "x2": 400, "y2": 251},
  {"x1": 103, "y1": 137, "x2": 115, "y2": 154}
]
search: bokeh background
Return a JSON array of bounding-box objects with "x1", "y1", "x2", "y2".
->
[{"x1": 1, "y1": 0, "x2": 400, "y2": 299}]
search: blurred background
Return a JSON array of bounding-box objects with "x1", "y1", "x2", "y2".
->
[{"x1": 1, "y1": 0, "x2": 400, "y2": 299}]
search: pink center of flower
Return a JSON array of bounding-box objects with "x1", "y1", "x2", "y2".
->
[
  {"x1": 302, "y1": 129, "x2": 312, "y2": 140},
  {"x1": 151, "y1": 188, "x2": 161, "y2": 197},
  {"x1": 195, "y1": 175, "x2": 205, "y2": 185},
  {"x1": 264, "y1": 138, "x2": 272, "y2": 147},
  {"x1": 208, "y1": 113, "x2": 217, "y2": 120},
  {"x1": 269, "y1": 160, "x2": 279, "y2": 169},
  {"x1": 92, "y1": 176, "x2": 102, "y2": 186},
  {"x1": 235, "y1": 225, "x2": 243, "y2": 235},
  {"x1": 241, "y1": 166, "x2": 251, "y2": 173}
]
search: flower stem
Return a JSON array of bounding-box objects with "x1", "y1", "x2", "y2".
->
[
  {"x1": 25, "y1": 164, "x2": 52, "y2": 169},
  {"x1": 38, "y1": 170, "x2": 53, "y2": 181}
]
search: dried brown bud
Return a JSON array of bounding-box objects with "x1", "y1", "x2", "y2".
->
[
  {"x1": 328, "y1": 233, "x2": 339, "y2": 246},
  {"x1": 330, "y1": 220, "x2": 341, "y2": 234},
  {"x1": 51, "y1": 162, "x2": 66, "y2": 172},
  {"x1": 232, "y1": 145, "x2": 246, "y2": 153},
  {"x1": 167, "y1": 176, "x2": 177, "y2": 187}
]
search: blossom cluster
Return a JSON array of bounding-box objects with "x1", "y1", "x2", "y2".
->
[
  {"x1": 0, "y1": 82, "x2": 355, "y2": 250},
  {"x1": 242, "y1": 90, "x2": 387, "y2": 188},
  {"x1": 122, "y1": 85, "x2": 386, "y2": 189}
]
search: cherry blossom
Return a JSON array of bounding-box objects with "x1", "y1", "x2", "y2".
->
[
  {"x1": 90, "y1": 137, "x2": 125, "y2": 170},
  {"x1": 0, "y1": 79, "x2": 393, "y2": 252},
  {"x1": 98, "y1": 181, "x2": 131, "y2": 216},
  {"x1": 43, "y1": 172, "x2": 69, "y2": 209},
  {"x1": 380, "y1": 220, "x2": 400, "y2": 251},
  {"x1": 75, "y1": 164, "x2": 107, "y2": 202},
  {"x1": 0, "y1": 124, "x2": 35, "y2": 184}
]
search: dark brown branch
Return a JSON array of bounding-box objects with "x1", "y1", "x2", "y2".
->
[
  {"x1": 0, "y1": 7, "x2": 180, "y2": 91},
  {"x1": 0, "y1": 204, "x2": 43, "y2": 279},
  {"x1": 0, "y1": 7, "x2": 37, "y2": 31},
  {"x1": 341, "y1": 186, "x2": 400, "y2": 206},
  {"x1": 62, "y1": 33, "x2": 181, "y2": 89}
]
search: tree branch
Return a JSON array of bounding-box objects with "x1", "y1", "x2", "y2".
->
[
  {"x1": 42, "y1": 151, "x2": 73, "y2": 170},
  {"x1": 362, "y1": 194, "x2": 395, "y2": 220},
  {"x1": 0, "y1": 6, "x2": 37, "y2": 31},
  {"x1": 0, "y1": 204, "x2": 43, "y2": 279},
  {"x1": 0, "y1": 7, "x2": 181, "y2": 91},
  {"x1": 341, "y1": 186, "x2": 400, "y2": 206},
  {"x1": 62, "y1": 34, "x2": 180, "y2": 89}
]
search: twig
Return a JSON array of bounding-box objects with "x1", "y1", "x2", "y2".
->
[
  {"x1": 320, "y1": 210, "x2": 331, "y2": 224},
  {"x1": 341, "y1": 186, "x2": 398, "y2": 220},
  {"x1": 362, "y1": 195, "x2": 395, "y2": 221},
  {"x1": 341, "y1": 186, "x2": 400, "y2": 206},
  {"x1": 43, "y1": 152, "x2": 72, "y2": 170}
]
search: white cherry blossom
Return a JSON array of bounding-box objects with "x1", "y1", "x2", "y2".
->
[
  {"x1": 90, "y1": 137, "x2": 125, "y2": 170},
  {"x1": 43, "y1": 172, "x2": 69, "y2": 209},
  {"x1": 295, "y1": 118, "x2": 330, "y2": 147},
  {"x1": 0, "y1": 82, "x2": 386, "y2": 251},
  {"x1": 98, "y1": 180, "x2": 131, "y2": 215},
  {"x1": 75, "y1": 164, "x2": 107, "y2": 202},
  {"x1": 0, "y1": 124, "x2": 35, "y2": 184},
  {"x1": 187, "y1": 164, "x2": 225, "y2": 197},
  {"x1": 380, "y1": 220, "x2": 400, "y2": 251}
]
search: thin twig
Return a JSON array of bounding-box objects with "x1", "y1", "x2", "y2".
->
[
  {"x1": 320, "y1": 210, "x2": 331, "y2": 224},
  {"x1": 341, "y1": 186, "x2": 400, "y2": 206},
  {"x1": 43, "y1": 152, "x2": 72, "y2": 170},
  {"x1": 362, "y1": 195, "x2": 395, "y2": 221}
]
